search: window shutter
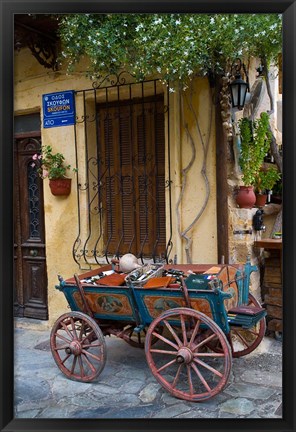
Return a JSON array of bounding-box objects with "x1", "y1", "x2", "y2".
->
[{"x1": 98, "y1": 97, "x2": 165, "y2": 258}]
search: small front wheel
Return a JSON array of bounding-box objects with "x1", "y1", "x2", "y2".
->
[
  {"x1": 50, "y1": 311, "x2": 106, "y2": 382},
  {"x1": 145, "y1": 307, "x2": 232, "y2": 402}
]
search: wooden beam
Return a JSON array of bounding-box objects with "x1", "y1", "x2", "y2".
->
[{"x1": 215, "y1": 77, "x2": 229, "y2": 264}]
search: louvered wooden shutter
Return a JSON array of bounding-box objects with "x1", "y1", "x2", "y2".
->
[{"x1": 98, "y1": 96, "x2": 165, "y2": 258}]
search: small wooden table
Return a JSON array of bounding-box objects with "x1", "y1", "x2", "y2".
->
[{"x1": 254, "y1": 238, "x2": 282, "y2": 334}]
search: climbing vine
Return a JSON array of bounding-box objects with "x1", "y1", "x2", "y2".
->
[
  {"x1": 57, "y1": 13, "x2": 282, "y2": 262},
  {"x1": 58, "y1": 13, "x2": 282, "y2": 88}
]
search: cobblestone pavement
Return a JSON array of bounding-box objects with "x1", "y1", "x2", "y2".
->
[{"x1": 14, "y1": 319, "x2": 282, "y2": 419}]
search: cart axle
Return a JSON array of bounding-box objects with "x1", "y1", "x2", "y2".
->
[{"x1": 176, "y1": 347, "x2": 193, "y2": 364}]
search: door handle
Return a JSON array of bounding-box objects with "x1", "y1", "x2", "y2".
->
[{"x1": 29, "y1": 249, "x2": 38, "y2": 257}]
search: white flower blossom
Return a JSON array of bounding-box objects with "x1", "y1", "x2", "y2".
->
[
  {"x1": 169, "y1": 88, "x2": 175, "y2": 93},
  {"x1": 210, "y1": 17, "x2": 215, "y2": 24},
  {"x1": 175, "y1": 19, "x2": 181, "y2": 25},
  {"x1": 135, "y1": 23, "x2": 144, "y2": 32}
]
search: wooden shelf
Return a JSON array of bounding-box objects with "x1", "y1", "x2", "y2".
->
[{"x1": 254, "y1": 238, "x2": 282, "y2": 250}]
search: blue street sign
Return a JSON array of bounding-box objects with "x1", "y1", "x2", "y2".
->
[{"x1": 42, "y1": 90, "x2": 76, "y2": 128}]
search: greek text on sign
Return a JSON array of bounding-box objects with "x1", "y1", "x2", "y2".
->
[{"x1": 42, "y1": 90, "x2": 76, "y2": 128}]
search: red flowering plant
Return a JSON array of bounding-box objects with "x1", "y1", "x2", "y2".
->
[{"x1": 31, "y1": 145, "x2": 77, "y2": 180}]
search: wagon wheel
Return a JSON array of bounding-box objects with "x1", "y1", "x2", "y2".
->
[
  {"x1": 145, "y1": 307, "x2": 232, "y2": 402},
  {"x1": 50, "y1": 311, "x2": 106, "y2": 382},
  {"x1": 121, "y1": 325, "x2": 163, "y2": 348},
  {"x1": 207, "y1": 293, "x2": 266, "y2": 358},
  {"x1": 229, "y1": 293, "x2": 266, "y2": 358}
]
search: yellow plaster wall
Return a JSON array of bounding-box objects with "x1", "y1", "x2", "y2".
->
[
  {"x1": 168, "y1": 80, "x2": 217, "y2": 264},
  {"x1": 14, "y1": 49, "x2": 217, "y2": 323}
]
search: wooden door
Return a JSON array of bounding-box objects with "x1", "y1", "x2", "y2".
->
[{"x1": 14, "y1": 134, "x2": 48, "y2": 319}]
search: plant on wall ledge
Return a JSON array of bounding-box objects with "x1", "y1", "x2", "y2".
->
[
  {"x1": 32, "y1": 145, "x2": 77, "y2": 196},
  {"x1": 254, "y1": 165, "x2": 281, "y2": 195},
  {"x1": 253, "y1": 165, "x2": 281, "y2": 207}
]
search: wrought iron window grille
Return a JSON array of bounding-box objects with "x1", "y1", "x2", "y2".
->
[{"x1": 72, "y1": 72, "x2": 173, "y2": 269}]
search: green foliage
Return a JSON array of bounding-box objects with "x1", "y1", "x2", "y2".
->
[
  {"x1": 32, "y1": 145, "x2": 77, "y2": 180},
  {"x1": 57, "y1": 13, "x2": 282, "y2": 87},
  {"x1": 239, "y1": 112, "x2": 272, "y2": 186},
  {"x1": 254, "y1": 166, "x2": 281, "y2": 193}
]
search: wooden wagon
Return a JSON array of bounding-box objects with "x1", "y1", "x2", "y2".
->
[{"x1": 50, "y1": 258, "x2": 266, "y2": 402}]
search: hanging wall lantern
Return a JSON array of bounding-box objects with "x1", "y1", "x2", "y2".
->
[{"x1": 229, "y1": 59, "x2": 249, "y2": 110}]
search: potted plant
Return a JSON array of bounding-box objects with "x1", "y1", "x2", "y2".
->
[
  {"x1": 236, "y1": 112, "x2": 272, "y2": 208},
  {"x1": 253, "y1": 165, "x2": 281, "y2": 207},
  {"x1": 32, "y1": 145, "x2": 77, "y2": 196}
]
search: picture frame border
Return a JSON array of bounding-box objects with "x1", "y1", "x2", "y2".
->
[{"x1": 1, "y1": 1, "x2": 295, "y2": 431}]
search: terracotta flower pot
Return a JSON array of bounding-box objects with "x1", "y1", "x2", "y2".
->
[
  {"x1": 236, "y1": 186, "x2": 256, "y2": 209},
  {"x1": 49, "y1": 178, "x2": 72, "y2": 196},
  {"x1": 255, "y1": 193, "x2": 267, "y2": 208}
]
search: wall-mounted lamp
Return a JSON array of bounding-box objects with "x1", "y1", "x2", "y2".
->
[{"x1": 229, "y1": 59, "x2": 249, "y2": 110}]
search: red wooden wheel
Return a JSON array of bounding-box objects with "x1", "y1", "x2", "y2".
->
[
  {"x1": 207, "y1": 293, "x2": 266, "y2": 358},
  {"x1": 121, "y1": 325, "x2": 147, "y2": 348},
  {"x1": 50, "y1": 311, "x2": 106, "y2": 382},
  {"x1": 145, "y1": 307, "x2": 232, "y2": 402},
  {"x1": 228, "y1": 293, "x2": 266, "y2": 358}
]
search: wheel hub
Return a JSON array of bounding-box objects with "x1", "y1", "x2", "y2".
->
[
  {"x1": 65, "y1": 340, "x2": 82, "y2": 356},
  {"x1": 176, "y1": 347, "x2": 193, "y2": 364}
]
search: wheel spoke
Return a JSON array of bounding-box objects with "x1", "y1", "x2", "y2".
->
[
  {"x1": 53, "y1": 343, "x2": 69, "y2": 351},
  {"x1": 82, "y1": 342, "x2": 102, "y2": 349},
  {"x1": 151, "y1": 331, "x2": 179, "y2": 350},
  {"x1": 61, "y1": 353, "x2": 71, "y2": 365},
  {"x1": 78, "y1": 355, "x2": 85, "y2": 377},
  {"x1": 172, "y1": 364, "x2": 183, "y2": 388},
  {"x1": 187, "y1": 365, "x2": 194, "y2": 395},
  {"x1": 194, "y1": 352, "x2": 225, "y2": 357},
  {"x1": 232, "y1": 329, "x2": 251, "y2": 348},
  {"x1": 156, "y1": 358, "x2": 177, "y2": 373},
  {"x1": 55, "y1": 333, "x2": 71, "y2": 344},
  {"x1": 78, "y1": 321, "x2": 85, "y2": 341},
  {"x1": 191, "y1": 362, "x2": 211, "y2": 393},
  {"x1": 150, "y1": 348, "x2": 177, "y2": 355},
  {"x1": 180, "y1": 314, "x2": 188, "y2": 345},
  {"x1": 163, "y1": 319, "x2": 183, "y2": 347},
  {"x1": 82, "y1": 353, "x2": 96, "y2": 374},
  {"x1": 60, "y1": 321, "x2": 74, "y2": 340},
  {"x1": 189, "y1": 319, "x2": 201, "y2": 346},
  {"x1": 70, "y1": 356, "x2": 77, "y2": 375},
  {"x1": 70, "y1": 317, "x2": 79, "y2": 340},
  {"x1": 81, "y1": 349, "x2": 102, "y2": 362},
  {"x1": 194, "y1": 358, "x2": 223, "y2": 377},
  {"x1": 81, "y1": 329, "x2": 95, "y2": 344},
  {"x1": 246, "y1": 328, "x2": 260, "y2": 337},
  {"x1": 192, "y1": 332, "x2": 216, "y2": 351}
]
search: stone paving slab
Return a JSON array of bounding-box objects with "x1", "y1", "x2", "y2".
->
[{"x1": 14, "y1": 321, "x2": 282, "y2": 419}]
